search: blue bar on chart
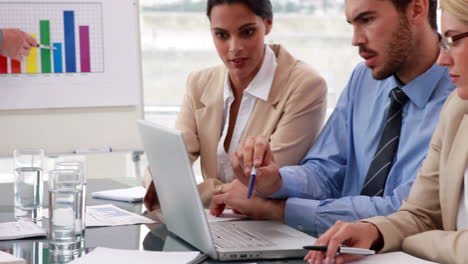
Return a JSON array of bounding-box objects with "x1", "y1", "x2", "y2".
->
[
  {"x1": 64, "y1": 10, "x2": 76, "y2": 72},
  {"x1": 53, "y1": 43, "x2": 63, "y2": 73}
]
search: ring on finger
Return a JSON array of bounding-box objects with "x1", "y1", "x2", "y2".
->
[{"x1": 217, "y1": 185, "x2": 223, "y2": 193}]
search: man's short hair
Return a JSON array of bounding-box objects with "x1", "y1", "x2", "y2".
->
[{"x1": 390, "y1": 0, "x2": 437, "y2": 30}]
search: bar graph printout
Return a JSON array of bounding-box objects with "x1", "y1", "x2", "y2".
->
[
  {"x1": 0, "y1": 3, "x2": 104, "y2": 74},
  {"x1": 0, "y1": 0, "x2": 140, "y2": 110}
]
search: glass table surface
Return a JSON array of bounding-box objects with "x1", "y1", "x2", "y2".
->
[{"x1": 0, "y1": 178, "x2": 307, "y2": 264}]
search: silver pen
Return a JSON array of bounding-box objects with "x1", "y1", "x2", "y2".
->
[
  {"x1": 339, "y1": 247, "x2": 375, "y2": 255},
  {"x1": 303, "y1": 245, "x2": 375, "y2": 256},
  {"x1": 36, "y1": 44, "x2": 56, "y2": 50}
]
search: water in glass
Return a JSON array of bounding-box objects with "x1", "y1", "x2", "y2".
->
[
  {"x1": 14, "y1": 166, "x2": 43, "y2": 221},
  {"x1": 48, "y1": 169, "x2": 83, "y2": 256}
]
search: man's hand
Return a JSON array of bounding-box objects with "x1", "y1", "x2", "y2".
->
[
  {"x1": 305, "y1": 221, "x2": 382, "y2": 264},
  {"x1": 0, "y1": 29, "x2": 38, "y2": 60},
  {"x1": 231, "y1": 136, "x2": 282, "y2": 196},
  {"x1": 209, "y1": 179, "x2": 286, "y2": 222}
]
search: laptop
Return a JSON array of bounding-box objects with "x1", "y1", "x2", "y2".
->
[{"x1": 138, "y1": 120, "x2": 316, "y2": 261}]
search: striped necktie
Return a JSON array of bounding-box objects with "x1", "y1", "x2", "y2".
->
[{"x1": 361, "y1": 88, "x2": 409, "y2": 197}]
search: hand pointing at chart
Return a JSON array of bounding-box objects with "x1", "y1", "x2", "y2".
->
[{"x1": 0, "y1": 28, "x2": 38, "y2": 61}]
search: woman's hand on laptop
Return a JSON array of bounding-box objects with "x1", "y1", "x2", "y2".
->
[
  {"x1": 231, "y1": 136, "x2": 282, "y2": 196},
  {"x1": 209, "y1": 180, "x2": 286, "y2": 222}
]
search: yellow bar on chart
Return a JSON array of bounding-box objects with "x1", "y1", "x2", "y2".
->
[{"x1": 26, "y1": 34, "x2": 38, "y2": 73}]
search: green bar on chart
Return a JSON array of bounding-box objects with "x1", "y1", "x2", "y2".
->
[{"x1": 40, "y1": 20, "x2": 52, "y2": 73}]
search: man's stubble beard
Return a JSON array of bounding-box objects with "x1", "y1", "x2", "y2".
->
[{"x1": 372, "y1": 15, "x2": 414, "y2": 80}]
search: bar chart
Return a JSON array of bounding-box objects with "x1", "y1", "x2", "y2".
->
[{"x1": 0, "y1": 2, "x2": 104, "y2": 74}]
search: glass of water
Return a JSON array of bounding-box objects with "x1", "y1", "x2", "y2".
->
[
  {"x1": 54, "y1": 161, "x2": 87, "y2": 248},
  {"x1": 48, "y1": 169, "x2": 83, "y2": 256},
  {"x1": 14, "y1": 148, "x2": 44, "y2": 221}
]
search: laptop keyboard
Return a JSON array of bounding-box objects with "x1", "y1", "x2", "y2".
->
[{"x1": 210, "y1": 223, "x2": 275, "y2": 249}]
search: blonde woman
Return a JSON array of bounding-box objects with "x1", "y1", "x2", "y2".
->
[{"x1": 306, "y1": 0, "x2": 468, "y2": 263}]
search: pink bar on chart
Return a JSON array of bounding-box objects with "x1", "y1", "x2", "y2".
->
[{"x1": 79, "y1": 26, "x2": 91, "y2": 72}]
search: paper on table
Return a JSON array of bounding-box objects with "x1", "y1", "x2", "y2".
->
[
  {"x1": 348, "y1": 252, "x2": 438, "y2": 264},
  {"x1": 205, "y1": 209, "x2": 247, "y2": 222},
  {"x1": 44, "y1": 204, "x2": 156, "y2": 227},
  {"x1": 86, "y1": 204, "x2": 156, "y2": 227},
  {"x1": 0, "y1": 221, "x2": 46, "y2": 241},
  {"x1": 91, "y1": 186, "x2": 146, "y2": 203},
  {"x1": 69, "y1": 247, "x2": 200, "y2": 264},
  {"x1": 0, "y1": 251, "x2": 25, "y2": 264}
]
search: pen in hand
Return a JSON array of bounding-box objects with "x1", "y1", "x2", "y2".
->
[
  {"x1": 303, "y1": 245, "x2": 375, "y2": 256},
  {"x1": 247, "y1": 167, "x2": 257, "y2": 199},
  {"x1": 36, "y1": 44, "x2": 56, "y2": 50}
]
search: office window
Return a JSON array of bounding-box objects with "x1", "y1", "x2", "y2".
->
[
  {"x1": 140, "y1": 0, "x2": 362, "y2": 126},
  {"x1": 0, "y1": 1, "x2": 363, "y2": 183},
  {"x1": 139, "y1": 0, "x2": 362, "y2": 182}
]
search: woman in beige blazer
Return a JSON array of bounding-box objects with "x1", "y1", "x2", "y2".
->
[
  {"x1": 305, "y1": 0, "x2": 468, "y2": 263},
  {"x1": 144, "y1": 0, "x2": 327, "y2": 210}
]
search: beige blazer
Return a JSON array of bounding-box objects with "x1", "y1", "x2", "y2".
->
[
  {"x1": 364, "y1": 92, "x2": 468, "y2": 264},
  {"x1": 144, "y1": 44, "x2": 327, "y2": 205}
]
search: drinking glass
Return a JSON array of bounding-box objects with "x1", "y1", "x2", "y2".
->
[
  {"x1": 14, "y1": 148, "x2": 44, "y2": 221},
  {"x1": 48, "y1": 169, "x2": 83, "y2": 256},
  {"x1": 54, "y1": 161, "x2": 86, "y2": 247}
]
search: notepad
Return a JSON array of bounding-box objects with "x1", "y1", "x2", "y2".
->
[
  {"x1": 69, "y1": 247, "x2": 200, "y2": 264},
  {"x1": 91, "y1": 186, "x2": 146, "y2": 203},
  {"x1": 0, "y1": 221, "x2": 46, "y2": 241},
  {"x1": 0, "y1": 251, "x2": 25, "y2": 264}
]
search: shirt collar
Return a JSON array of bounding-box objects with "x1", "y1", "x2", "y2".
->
[
  {"x1": 385, "y1": 63, "x2": 448, "y2": 109},
  {"x1": 223, "y1": 45, "x2": 277, "y2": 102}
]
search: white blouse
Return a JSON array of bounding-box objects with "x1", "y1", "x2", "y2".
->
[
  {"x1": 457, "y1": 167, "x2": 468, "y2": 230},
  {"x1": 216, "y1": 45, "x2": 277, "y2": 183}
]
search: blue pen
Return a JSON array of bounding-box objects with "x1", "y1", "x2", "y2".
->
[{"x1": 247, "y1": 167, "x2": 257, "y2": 199}]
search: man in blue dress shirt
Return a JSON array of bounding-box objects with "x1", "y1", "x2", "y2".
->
[{"x1": 210, "y1": 0, "x2": 456, "y2": 235}]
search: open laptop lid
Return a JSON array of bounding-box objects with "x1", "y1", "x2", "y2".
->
[{"x1": 138, "y1": 120, "x2": 217, "y2": 259}]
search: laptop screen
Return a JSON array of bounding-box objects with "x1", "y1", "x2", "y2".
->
[{"x1": 138, "y1": 120, "x2": 217, "y2": 259}]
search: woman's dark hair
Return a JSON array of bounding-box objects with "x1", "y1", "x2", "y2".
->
[{"x1": 206, "y1": 0, "x2": 273, "y2": 20}]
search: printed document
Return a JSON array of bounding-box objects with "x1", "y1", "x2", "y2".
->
[
  {"x1": 0, "y1": 251, "x2": 25, "y2": 264},
  {"x1": 348, "y1": 252, "x2": 438, "y2": 264},
  {"x1": 69, "y1": 247, "x2": 199, "y2": 264},
  {"x1": 86, "y1": 204, "x2": 156, "y2": 227},
  {"x1": 0, "y1": 221, "x2": 46, "y2": 240},
  {"x1": 44, "y1": 204, "x2": 156, "y2": 227},
  {"x1": 91, "y1": 186, "x2": 146, "y2": 203}
]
